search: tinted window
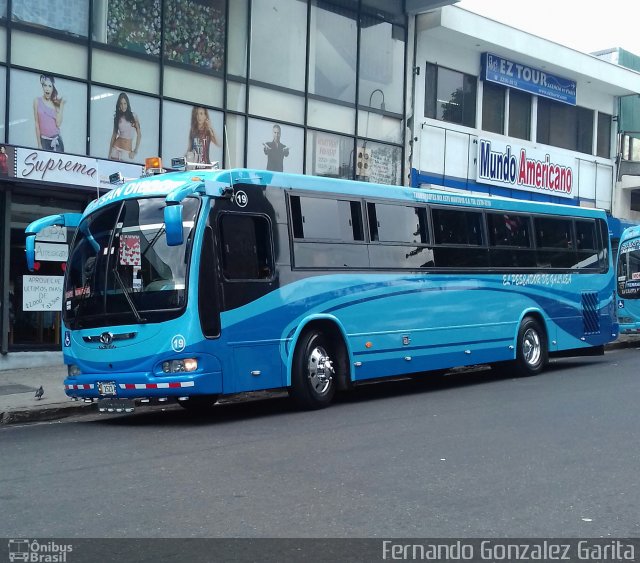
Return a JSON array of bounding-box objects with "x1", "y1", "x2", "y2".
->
[
  {"x1": 488, "y1": 213, "x2": 531, "y2": 248},
  {"x1": 432, "y1": 209, "x2": 483, "y2": 246},
  {"x1": 220, "y1": 214, "x2": 272, "y2": 280},
  {"x1": 535, "y1": 217, "x2": 573, "y2": 249},
  {"x1": 368, "y1": 203, "x2": 428, "y2": 244},
  {"x1": 291, "y1": 195, "x2": 364, "y2": 241},
  {"x1": 576, "y1": 220, "x2": 597, "y2": 250}
]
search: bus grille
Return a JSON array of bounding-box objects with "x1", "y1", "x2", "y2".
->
[{"x1": 582, "y1": 292, "x2": 600, "y2": 335}]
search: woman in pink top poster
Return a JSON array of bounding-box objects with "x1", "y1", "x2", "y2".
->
[
  {"x1": 33, "y1": 74, "x2": 65, "y2": 152},
  {"x1": 186, "y1": 106, "x2": 220, "y2": 165},
  {"x1": 108, "y1": 92, "x2": 142, "y2": 161}
]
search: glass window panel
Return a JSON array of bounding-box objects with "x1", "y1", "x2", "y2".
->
[
  {"x1": 90, "y1": 86, "x2": 159, "y2": 164},
  {"x1": 247, "y1": 118, "x2": 303, "y2": 173},
  {"x1": 250, "y1": 0, "x2": 307, "y2": 91},
  {"x1": 162, "y1": 101, "x2": 223, "y2": 166},
  {"x1": 228, "y1": 0, "x2": 248, "y2": 77},
  {"x1": 482, "y1": 82, "x2": 504, "y2": 135},
  {"x1": 487, "y1": 213, "x2": 531, "y2": 248},
  {"x1": 226, "y1": 80, "x2": 246, "y2": 113},
  {"x1": 356, "y1": 140, "x2": 401, "y2": 185},
  {"x1": 164, "y1": 0, "x2": 225, "y2": 71},
  {"x1": 508, "y1": 89, "x2": 531, "y2": 141},
  {"x1": 597, "y1": 112, "x2": 611, "y2": 158},
  {"x1": 576, "y1": 220, "x2": 597, "y2": 250},
  {"x1": 12, "y1": 0, "x2": 88, "y2": 36},
  {"x1": 369, "y1": 204, "x2": 428, "y2": 244},
  {"x1": 220, "y1": 215, "x2": 272, "y2": 280},
  {"x1": 225, "y1": 114, "x2": 245, "y2": 168},
  {"x1": 535, "y1": 217, "x2": 573, "y2": 249},
  {"x1": 359, "y1": 18, "x2": 405, "y2": 114},
  {"x1": 0, "y1": 0, "x2": 6, "y2": 18},
  {"x1": 93, "y1": 0, "x2": 160, "y2": 56},
  {"x1": 308, "y1": 99, "x2": 355, "y2": 135},
  {"x1": 358, "y1": 110, "x2": 402, "y2": 143},
  {"x1": 249, "y1": 85, "x2": 304, "y2": 124},
  {"x1": 0, "y1": 66, "x2": 5, "y2": 142},
  {"x1": 537, "y1": 98, "x2": 594, "y2": 155},
  {"x1": 432, "y1": 209, "x2": 483, "y2": 246},
  {"x1": 309, "y1": 1, "x2": 357, "y2": 103},
  {"x1": 91, "y1": 49, "x2": 160, "y2": 94},
  {"x1": 577, "y1": 106, "x2": 594, "y2": 154},
  {"x1": 163, "y1": 66, "x2": 222, "y2": 107},
  {"x1": 293, "y1": 196, "x2": 361, "y2": 241},
  {"x1": 0, "y1": 28, "x2": 7, "y2": 62},
  {"x1": 11, "y1": 31, "x2": 88, "y2": 79},
  {"x1": 425, "y1": 63, "x2": 477, "y2": 127},
  {"x1": 9, "y1": 69, "x2": 88, "y2": 155},
  {"x1": 306, "y1": 131, "x2": 354, "y2": 179}
]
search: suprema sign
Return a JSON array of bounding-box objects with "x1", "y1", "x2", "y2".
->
[{"x1": 477, "y1": 139, "x2": 575, "y2": 199}]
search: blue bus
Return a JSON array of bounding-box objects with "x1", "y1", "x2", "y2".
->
[
  {"x1": 25, "y1": 165, "x2": 618, "y2": 413},
  {"x1": 616, "y1": 225, "x2": 640, "y2": 334}
]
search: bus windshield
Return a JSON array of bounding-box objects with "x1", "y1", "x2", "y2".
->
[
  {"x1": 63, "y1": 197, "x2": 200, "y2": 329},
  {"x1": 617, "y1": 238, "x2": 640, "y2": 299}
]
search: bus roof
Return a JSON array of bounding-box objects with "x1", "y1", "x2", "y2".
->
[{"x1": 83, "y1": 167, "x2": 609, "y2": 221}]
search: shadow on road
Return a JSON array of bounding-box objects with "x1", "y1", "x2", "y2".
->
[{"x1": 84, "y1": 355, "x2": 607, "y2": 428}]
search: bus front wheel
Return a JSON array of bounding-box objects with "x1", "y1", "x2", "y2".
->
[
  {"x1": 290, "y1": 330, "x2": 336, "y2": 409},
  {"x1": 515, "y1": 317, "x2": 548, "y2": 376}
]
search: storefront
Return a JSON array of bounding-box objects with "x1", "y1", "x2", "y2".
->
[
  {"x1": 408, "y1": 5, "x2": 640, "y2": 220},
  {"x1": 0, "y1": 144, "x2": 142, "y2": 357}
]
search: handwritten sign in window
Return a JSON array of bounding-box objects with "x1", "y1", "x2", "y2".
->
[{"x1": 23, "y1": 275, "x2": 64, "y2": 311}]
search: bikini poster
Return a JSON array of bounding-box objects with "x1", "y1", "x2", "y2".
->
[
  {"x1": 8, "y1": 69, "x2": 87, "y2": 155},
  {"x1": 161, "y1": 101, "x2": 223, "y2": 167},
  {"x1": 89, "y1": 86, "x2": 159, "y2": 164}
]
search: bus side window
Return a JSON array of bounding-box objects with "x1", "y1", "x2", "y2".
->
[
  {"x1": 220, "y1": 214, "x2": 273, "y2": 280},
  {"x1": 199, "y1": 225, "x2": 220, "y2": 337}
]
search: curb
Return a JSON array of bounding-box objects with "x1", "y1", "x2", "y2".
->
[{"x1": 0, "y1": 402, "x2": 93, "y2": 425}]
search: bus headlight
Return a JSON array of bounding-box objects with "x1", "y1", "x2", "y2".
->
[
  {"x1": 162, "y1": 358, "x2": 198, "y2": 373},
  {"x1": 67, "y1": 364, "x2": 82, "y2": 377}
]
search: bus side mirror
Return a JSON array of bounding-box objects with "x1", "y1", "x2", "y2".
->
[
  {"x1": 164, "y1": 204, "x2": 184, "y2": 246},
  {"x1": 26, "y1": 234, "x2": 36, "y2": 271}
]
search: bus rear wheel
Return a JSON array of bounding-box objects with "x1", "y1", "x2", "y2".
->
[
  {"x1": 177, "y1": 395, "x2": 219, "y2": 412},
  {"x1": 290, "y1": 330, "x2": 337, "y2": 410},
  {"x1": 515, "y1": 317, "x2": 548, "y2": 376}
]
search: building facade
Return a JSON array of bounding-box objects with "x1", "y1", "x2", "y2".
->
[
  {"x1": 408, "y1": 6, "x2": 640, "y2": 231},
  {"x1": 0, "y1": 0, "x2": 413, "y2": 360}
]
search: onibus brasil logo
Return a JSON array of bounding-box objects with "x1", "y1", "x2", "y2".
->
[{"x1": 8, "y1": 539, "x2": 73, "y2": 562}]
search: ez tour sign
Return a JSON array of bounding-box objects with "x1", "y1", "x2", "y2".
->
[{"x1": 477, "y1": 139, "x2": 575, "y2": 199}]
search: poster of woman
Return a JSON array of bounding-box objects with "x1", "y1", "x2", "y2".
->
[
  {"x1": 8, "y1": 69, "x2": 87, "y2": 155},
  {"x1": 89, "y1": 86, "x2": 159, "y2": 163},
  {"x1": 161, "y1": 101, "x2": 223, "y2": 166},
  {"x1": 108, "y1": 92, "x2": 142, "y2": 161}
]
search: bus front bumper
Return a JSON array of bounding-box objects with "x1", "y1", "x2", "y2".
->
[{"x1": 63, "y1": 370, "x2": 222, "y2": 400}]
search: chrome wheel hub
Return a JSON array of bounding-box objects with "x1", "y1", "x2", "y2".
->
[
  {"x1": 522, "y1": 328, "x2": 541, "y2": 366},
  {"x1": 307, "y1": 346, "x2": 334, "y2": 395}
]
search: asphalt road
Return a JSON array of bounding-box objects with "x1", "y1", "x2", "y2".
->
[{"x1": 1, "y1": 348, "x2": 639, "y2": 539}]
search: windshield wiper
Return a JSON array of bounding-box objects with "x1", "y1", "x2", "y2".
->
[{"x1": 112, "y1": 268, "x2": 147, "y2": 324}]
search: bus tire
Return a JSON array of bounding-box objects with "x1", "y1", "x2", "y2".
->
[
  {"x1": 177, "y1": 394, "x2": 219, "y2": 412},
  {"x1": 290, "y1": 330, "x2": 337, "y2": 410},
  {"x1": 515, "y1": 317, "x2": 548, "y2": 377}
]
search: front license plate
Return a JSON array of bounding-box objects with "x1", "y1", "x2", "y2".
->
[{"x1": 97, "y1": 381, "x2": 117, "y2": 396}]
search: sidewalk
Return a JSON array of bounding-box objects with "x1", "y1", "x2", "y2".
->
[{"x1": 1, "y1": 335, "x2": 639, "y2": 425}]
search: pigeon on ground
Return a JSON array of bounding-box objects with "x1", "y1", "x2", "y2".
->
[{"x1": 35, "y1": 386, "x2": 44, "y2": 400}]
